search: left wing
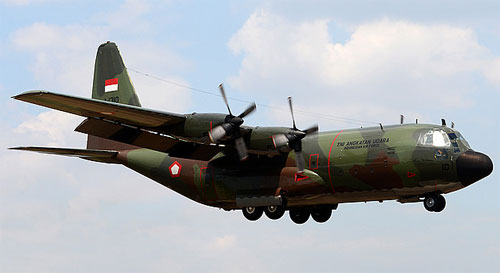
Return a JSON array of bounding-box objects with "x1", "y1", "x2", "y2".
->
[
  {"x1": 13, "y1": 91, "x2": 230, "y2": 160},
  {"x1": 13, "y1": 90, "x2": 286, "y2": 160},
  {"x1": 13, "y1": 91, "x2": 186, "y2": 128}
]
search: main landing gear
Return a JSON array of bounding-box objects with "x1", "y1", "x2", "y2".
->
[
  {"x1": 242, "y1": 206, "x2": 264, "y2": 221},
  {"x1": 423, "y1": 193, "x2": 446, "y2": 212},
  {"x1": 242, "y1": 204, "x2": 337, "y2": 224}
]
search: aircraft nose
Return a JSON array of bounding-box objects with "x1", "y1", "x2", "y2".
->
[{"x1": 456, "y1": 150, "x2": 493, "y2": 186}]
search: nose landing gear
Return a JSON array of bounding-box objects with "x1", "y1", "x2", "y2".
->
[{"x1": 423, "y1": 194, "x2": 446, "y2": 212}]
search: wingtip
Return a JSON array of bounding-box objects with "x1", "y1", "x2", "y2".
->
[{"x1": 12, "y1": 90, "x2": 47, "y2": 100}]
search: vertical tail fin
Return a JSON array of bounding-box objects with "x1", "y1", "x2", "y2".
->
[
  {"x1": 92, "y1": 41, "x2": 141, "y2": 107},
  {"x1": 87, "y1": 41, "x2": 141, "y2": 150}
]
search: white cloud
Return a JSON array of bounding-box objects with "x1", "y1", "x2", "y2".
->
[
  {"x1": 483, "y1": 58, "x2": 500, "y2": 86},
  {"x1": 228, "y1": 12, "x2": 500, "y2": 128},
  {"x1": 101, "y1": 0, "x2": 152, "y2": 33},
  {"x1": 10, "y1": 2, "x2": 192, "y2": 111},
  {"x1": 11, "y1": 22, "x2": 108, "y2": 96},
  {"x1": 14, "y1": 110, "x2": 85, "y2": 146}
]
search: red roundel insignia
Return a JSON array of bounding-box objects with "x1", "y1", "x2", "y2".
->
[{"x1": 169, "y1": 161, "x2": 182, "y2": 178}]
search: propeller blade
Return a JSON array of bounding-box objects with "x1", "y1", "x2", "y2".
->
[
  {"x1": 304, "y1": 124, "x2": 319, "y2": 135},
  {"x1": 238, "y1": 102, "x2": 256, "y2": 118},
  {"x1": 219, "y1": 83, "x2": 232, "y2": 116},
  {"x1": 234, "y1": 137, "x2": 249, "y2": 161},
  {"x1": 288, "y1": 96, "x2": 297, "y2": 130},
  {"x1": 295, "y1": 150, "x2": 305, "y2": 173}
]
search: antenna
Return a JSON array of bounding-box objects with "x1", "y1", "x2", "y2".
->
[
  {"x1": 451, "y1": 122, "x2": 455, "y2": 128},
  {"x1": 400, "y1": 115, "x2": 404, "y2": 125},
  {"x1": 441, "y1": 119, "x2": 446, "y2": 126}
]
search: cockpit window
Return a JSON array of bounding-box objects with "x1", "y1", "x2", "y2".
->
[
  {"x1": 448, "y1": 132, "x2": 471, "y2": 149},
  {"x1": 455, "y1": 132, "x2": 471, "y2": 149},
  {"x1": 417, "y1": 129, "x2": 451, "y2": 148}
]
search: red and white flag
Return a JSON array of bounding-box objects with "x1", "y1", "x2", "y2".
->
[{"x1": 105, "y1": 78, "x2": 118, "y2": 92}]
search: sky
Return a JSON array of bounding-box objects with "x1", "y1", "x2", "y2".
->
[{"x1": 1, "y1": 0, "x2": 499, "y2": 272}]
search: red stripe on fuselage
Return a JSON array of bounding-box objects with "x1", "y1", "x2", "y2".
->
[{"x1": 327, "y1": 130, "x2": 344, "y2": 193}]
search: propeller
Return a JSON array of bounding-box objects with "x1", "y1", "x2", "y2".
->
[
  {"x1": 208, "y1": 83, "x2": 256, "y2": 161},
  {"x1": 272, "y1": 97, "x2": 318, "y2": 172}
]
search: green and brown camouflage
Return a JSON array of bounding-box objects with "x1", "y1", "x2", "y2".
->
[
  {"x1": 109, "y1": 123, "x2": 483, "y2": 209},
  {"x1": 11, "y1": 41, "x2": 493, "y2": 223}
]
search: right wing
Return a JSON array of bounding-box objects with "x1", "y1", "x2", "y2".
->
[
  {"x1": 75, "y1": 117, "x2": 223, "y2": 160},
  {"x1": 9, "y1": 147, "x2": 119, "y2": 163}
]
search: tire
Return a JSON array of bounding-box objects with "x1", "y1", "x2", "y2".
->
[
  {"x1": 434, "y1": 195, "x2": 446, "y2": 212},
  {"x1": 424, "y1": 194, "x2": 440, "y2": 212},
  {"x1": 265, "y1": 205, "x2": 286, "y2": 220},
  {"x1": 242, "y1": 206, "x2": 263, "y2": 221},
  {"x1": 311, "y1": 205, "x2": 332, "y2": 223},
  {"x1": 289, "y1": 207, "x2": 310, "y2": 224}
]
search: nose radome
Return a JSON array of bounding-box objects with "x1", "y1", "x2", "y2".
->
[{"x1": 456, "y1": 150, "x2": 493, "y2": 186}]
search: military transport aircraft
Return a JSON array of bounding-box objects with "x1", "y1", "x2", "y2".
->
[{"x1": 11, "y1": 42, "x2": 493, "y2": 224}]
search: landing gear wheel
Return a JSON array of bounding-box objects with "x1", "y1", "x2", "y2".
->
[
  {"x1": 311, "y1": 205, "x2": 332, "y2": 223},
  {"x1": 242, "y1": 206, "x2": 263, "y2": 221},
  {"x1": 265, "y1": 205, "x2": 286, "y2": 220},
  {"x1": 424, "y1": 195, "x2": 438, "y2": 212},
  {"x1": 424, "y1": 194, "x2": 446, "y2": 212},
  {"x1": 289, "y1": 207, "x2": 310, "y2": 224},
  {"x1": 434, "y1": 195, "x2": 446, "y2": 212}
]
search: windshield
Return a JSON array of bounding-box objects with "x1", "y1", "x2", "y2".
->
[
  {"x1": 417, "y1": 129, "x2": 451, "y2": 148},
  {"x1": 448, "y1": 131, "x2": 471, "y2": 149}
]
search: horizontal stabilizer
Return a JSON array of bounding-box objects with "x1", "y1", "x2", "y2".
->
[
  {"x1": 9, "y1": 146, "x2": 119, "y2": 164},
  {"x1": 13, "y1": 91, "x2": 185, "y2": 128}
]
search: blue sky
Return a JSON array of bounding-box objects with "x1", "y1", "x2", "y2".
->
[{"x1": 1, "y1": 0, "x2": 499, "y2": 272}]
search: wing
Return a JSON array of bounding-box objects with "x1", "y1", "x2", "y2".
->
[
  {"x1": 9, "y1": 147, "x2": 119, "y2": 163},
  {"x1": 13, "y1": 91, "x2": 225, "y2": 160},
  {"x1": 13, "y1": 90, "x2": 287, "y2": 160},
  {"x1": 13, "y1": 90, "x2": 185, "y2": 128}
]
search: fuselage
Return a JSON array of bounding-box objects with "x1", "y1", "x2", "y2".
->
[{"x1": 116, "y1": 123, "x2": 492, "y2": 210}]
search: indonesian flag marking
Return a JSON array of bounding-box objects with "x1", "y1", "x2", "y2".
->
[{"x1": 105, "y1": 78, "x2": 118, "y2": 92}]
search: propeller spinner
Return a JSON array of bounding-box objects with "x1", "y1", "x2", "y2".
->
[
  {"x1": 272, "y1": 97, "x2": 318, "y2": 172},
  {"x1": 208, "y1": 84, "x2": 256, "y2": 161}
]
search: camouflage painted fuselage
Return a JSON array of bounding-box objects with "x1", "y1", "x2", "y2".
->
[{"x1": 117, "y1": 123, "x2": 475, "y2": 210}]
